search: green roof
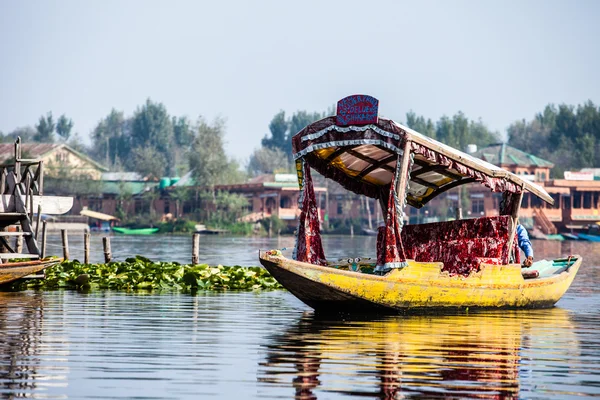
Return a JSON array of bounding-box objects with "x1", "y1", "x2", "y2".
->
[
  {"x1": 101, "y1": 181, "x2": 157, "y2": 195},
  {"x1": 473, "y1": 143, "x2": 554, "y2": 168}
]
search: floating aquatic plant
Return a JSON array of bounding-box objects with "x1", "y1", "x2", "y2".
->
[{"x1": 22, "y1": 256, "x2": 282, "y2": 292}]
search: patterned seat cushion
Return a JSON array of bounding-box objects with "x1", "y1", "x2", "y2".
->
[{"x1": 399, "y1": 216, "x2": 513, "y2": 276}]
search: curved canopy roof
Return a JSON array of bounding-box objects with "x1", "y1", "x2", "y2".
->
[{"x1": 292, "y1": 116, "x2": 554, "y2": 207}]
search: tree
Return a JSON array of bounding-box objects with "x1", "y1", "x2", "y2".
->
[
  {"x1": 247, "y1": 147, "x2": 291, "y2": 176},
  {"x1": 188, "y1": 117, "x2": 244, "y2": 193},
  {"x1": 169, "y1": 187, "x2": 190, "y2": 218},
  {"x1": 66, "y1": 133, "x2": 87, "y2": 153},
  {"x1": 34, "y1": 112, "x2": 55, "y2": 142},
  {"x1": 91, "y1": 109, "x2": 132, "y2": 169},
  {"x1": 288, "y1": 111, "x2": 323, "y2": 139},
  {"x1": 173, "y1": 116, "x2": 194, "y2": 147},
  {"x1": 116, "y1": 181, "x2": 133, "y2": 220},
  {"x1": 56, "y1": 114, "x2": 74, "y2": 141},
  {"x1": 507, "y1": 100, "x2": 600, "y2": 176},
  {"x1": 406, "y1": 111, "x2": 500, "y2": 151},
  {"x1": 172, "y1": 116, "x2": 194, "y2": 175},
  {"x1": 261, "y1": 110, "x2": 324, "y2": 162},
  {"x1": 406, "y1": 111, "x2": 436, "y2": 139},
  {"x1": 131, "y1": 146, "x2": 167, "y2": 179},
  {"x1": 131, "y1": 99, "x2": 174, "y2": 175},
  {"x1": 142, "y1": 189, "x2": 160, "y2": 219},
  {"x1": 1, "y1": 126, "x2": 36, "y2": 143},
  {"x1": 214, "y1": 191, "x2": 249, "y2": 223},
  {"x1": 261, "y1": 111, "x2": 288, "y2": 153}
]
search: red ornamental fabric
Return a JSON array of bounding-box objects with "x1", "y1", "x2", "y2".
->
[
  {"x1": 294, "y1": 163, "x2": 327, "y2": 266},
  {"x1": 401, "y1": 216, "x2": 512, "y2": 276},
  {"x1": 376, "y1": 178, "x2": 406, "y2": 268},
  {"x1": 411, "y1": 143, "x2": 522, "y2": 194}
]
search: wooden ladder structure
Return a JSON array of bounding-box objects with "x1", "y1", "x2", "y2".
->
[
  {"x1": 0, "y1": 138, "x2": 44, "y2": 263},
  {"x1": 532, "y1": 207, "x2": 557, "y2": 235}
]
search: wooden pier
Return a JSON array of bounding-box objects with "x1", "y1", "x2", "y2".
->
[{"x1": 0, "y1": 138, "x2": 72, "y2": 283}]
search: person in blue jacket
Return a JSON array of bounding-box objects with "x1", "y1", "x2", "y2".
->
[{"x1": 516, "y1": 224, "x2": 534, "y2": 267}]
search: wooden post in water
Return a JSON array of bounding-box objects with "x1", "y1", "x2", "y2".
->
[
  {"x1": 102, "y1": 237, "x2": 111, "y2": 263},
  {"x1": 192, "y1": 233, "x2": 200, "y2": 265},
  {"x1": 84, "y1": 232, "x2": 90, "y2": 264},
  {"x1": 41, "y1": 221, "x2": 47, "y2": 259},
  {"x1": 61, "y1": 229, "x2": 69, "y2": 260}
]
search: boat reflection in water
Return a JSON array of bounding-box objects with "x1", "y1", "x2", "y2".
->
[
  {"x1": 259, "y1": 309, "x2": 579, "y2": 399},
  {"x1": 0, "y1": 292, "x2": 45, "y2": 396}
]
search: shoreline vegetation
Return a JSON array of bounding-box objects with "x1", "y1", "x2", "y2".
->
[
  {"x1": 2, "y1": 100, "x2": 598, "y2": 230},
  {"x1": 124, "y1": 215, "x2": 364, "y2": 236},
  {"x1": 7, "y1": 256, "x2": 283, "y2": 292}
]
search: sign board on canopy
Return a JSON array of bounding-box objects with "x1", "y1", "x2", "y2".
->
[
  {"x1": 336, "y1": 95, "x2": 379, "y2": 126},
  {"x1": 564, "y1": 171, "x2": 594, "y2": 181}
]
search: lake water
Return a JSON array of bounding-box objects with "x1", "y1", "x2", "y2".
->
[{"x1": 1, "y1": 235, "x2": 599, "y2": 399}]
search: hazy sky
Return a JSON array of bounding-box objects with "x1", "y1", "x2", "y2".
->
[{"x1": 1, "y1": 0, "x2": 598, "y2": 163}]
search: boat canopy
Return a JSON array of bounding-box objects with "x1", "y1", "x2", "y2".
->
[
  {"x1": 292, "y1": 113, "x2": 554, "y2": 207},
  {"x1": 80, "y1": 208, "x2": 119, "y2": 221},
  {"x1": 291, "y1": 95, "x2": 554, "y2": 272}
]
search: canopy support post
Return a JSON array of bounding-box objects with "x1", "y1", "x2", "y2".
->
[
  {"x1": 395, "y1": 140, "x2": 412, "y2": 219},
  {"x1": 506, "y1": 191, "x2": 524, "y2": 263}
]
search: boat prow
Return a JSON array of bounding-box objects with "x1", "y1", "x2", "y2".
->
[
  {"x1": 259, "y1": 251, "x2": 582, "y2": 312},
  {"x1": 0, "y1": 258, "x2": 62, "y2": 286}
]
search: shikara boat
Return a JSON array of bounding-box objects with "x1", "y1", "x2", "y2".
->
[
  {"x1": 112, "y1": 227, "x2": 159, "y2": 235},
  {"x1": 259, "y1": 95, "x2": 582, "y2": 312},
  {"x1": 0, "y1": 258, "x2": 61, "y2": 286}
]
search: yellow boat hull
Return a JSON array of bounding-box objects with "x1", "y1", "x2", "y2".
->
[{"x1": 259, "y1": 251, "x2": 581, "y2": 312}]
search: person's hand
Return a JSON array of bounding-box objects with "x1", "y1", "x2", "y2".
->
[{"x1": 523, "y1": 256, "x2": 533, "y2": 268}]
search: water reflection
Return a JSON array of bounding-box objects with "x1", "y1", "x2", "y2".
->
[
  {"x1": 0, "y1": 292, "x2": 44, "y2": 397},
  {"x1": 260, "y1": 309, "x2": 579, "y2": 399}
]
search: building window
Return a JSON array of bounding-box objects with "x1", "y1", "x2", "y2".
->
[
  {"x1": 522, "y1": 193, "x2": 530, "y2": 209},
  {"x1": 280, "y1": 196, "x2": 292, "y2": 208},
  {"x1": 573, "y1": 191, "x2": 582, "y2": 208},
  {"x1": 134, "y1": 197, "x2": 149, "y2": 214},
  {"x1": 88, "y1": 197, "x2": 102, "y2": 211},
  {"x1": 471, "y1": 199, "x2": 484, "y2": 214},
  {"x1": 164, "y1": 201, "x2": 170, "y2": 214},
  {"x1": 337, "y1": 202, "x2": 343, "y2": 214},
  {"x1": 531, "y1": 195, "x2": 544, "y2": 208},
  {"x1": 583, "y1": 192, "x2": 592, "y2": 209},
  {"x1": 265, "y1": 198, "x2": 276, "y2": 214},
  {"x1": 541, "y1": 172, "x2": 547, "y2": 181},
  {"x1": 492, "y1": 193, "x2": 502, "y2": 210},
  {"x1": 550, "y1": 193, "x2": 560, "y2": 209}
]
